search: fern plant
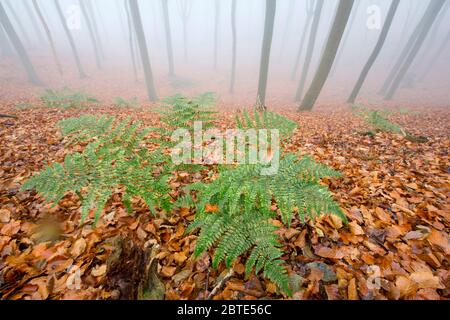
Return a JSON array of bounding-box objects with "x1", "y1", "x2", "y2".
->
[
  {"x1": 352, "y1": 104, "x2": 403, "y2": 134},
  {"x1": 185, "y1": 153, "x2": 345, "y2": 296},
  {"x1": 112, "y1": 96, "x2": 139, "y2": 109},
  {"x1": 22, "y1": 116, "x2": 172, "y2": 225},
  {"x1": 235, "y1": 109, "x2": 297, "y2": 139},
  {"x1": 40, "y1": 87, "x2": 99, "y2": 109}
]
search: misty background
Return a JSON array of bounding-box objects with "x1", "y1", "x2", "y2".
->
[{"x1": 0, "y1": 0, "x2": 449, "y2": 109}]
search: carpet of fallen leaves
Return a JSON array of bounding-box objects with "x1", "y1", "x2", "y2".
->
[{"x1": 0, "y1": 103, "x2": 449, "y2": 300}]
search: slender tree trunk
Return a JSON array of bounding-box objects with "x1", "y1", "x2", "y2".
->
[
  {"x1": 299, "y1": 0, "x2": 354, "y2": 111},
  {"x1": 125, "y1": 0, "x2": 138, "y2": 81},
  {"x1": 229, "y1": 0, "x2": 237, "y2": 94},
  {"x1": 294, "y1": 0, "x2": 324, "y2": 102},
  {"x1": 4, "y1": 1, "x2": 31, "y2": 47},
  {"x1": 161, "y1": 0, "x2": 175, "y2": 76},
  {"x1": 0, "y1": 2, "x2": 43, "y2": 85},
  {"x1": 32, "y1": 0, "x2": 63, "y2": 75},
  {"x1": 347, "y1": 0, "x2": 400, "y2": 104},
  {"x1": 291, "y1": 0, "x2": 314, "y2": 81},
  {"x1": 384, "y1": 0, "x2": 446, "y2": 100},
  {"x1": 54, "y1": 0, "x2": 86, "y2": 78},
  {"x1": 128, "y1": 0, "x2": 158, "y2": 101},
  {"x1": 214, "y1": 0, "x2": 220, "y2": 70},
  {"x1": 0, "y1": 24, "x2": 13, "y2": 56},
  {"x1": 278, "y1": 0, "x2": 295, "y2": 60},
  {"x1": 177, "y1": 0, "x2": 191, "y2": 63},
  {"x1": 255, "y1": 0, "x2": 276, "y2": 109},
  {"x1": 330, "y1": 0, "x2": 360, "y2": 77},
  {"x1": 23, "y1": 0, "x2": 45, "y2": 45},
  {"x1": 86, "y1": 0, "x2": 105, "y2": 60},
  {"x1": 79, "y1": 0, "x2": 102, "y2": 69},
  {"x1": 419, "y1": 29, "x2": 450, "y2": 81}
]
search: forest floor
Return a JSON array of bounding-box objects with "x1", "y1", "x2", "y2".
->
[{"x1": 0, "y1": 103, "x2": 449, "y2": 300}]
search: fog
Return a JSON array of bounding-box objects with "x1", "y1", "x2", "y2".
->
[{"x1": 1, "y1": 0, "x2": 449, "y2": 109}]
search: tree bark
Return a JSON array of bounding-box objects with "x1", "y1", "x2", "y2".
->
[
  {"x1": 161, "y1": 0, "x2": 175, "y2": 76},
  {"x1": 299, "y1": 0, "x2": 354, "y2": 111},
  {"x1": 79, "y1": 0, "x2": 102, "y2": 69},
  {"x1": 214, "y1": 0, "x2": 220, "y2": 70},
  {"x1": 255, "y1": 0, "x2": 276, "y2": 110},
  {"x1": 294, "y1": 0, "x2": 324, "y2": 102},
  {"x1": 128, "y1": 0, "x2": 158, "y2": 101},
  {"x1": 347, "y1": 0, "x2": 400, "y2": 104},
  {"x1": 0, "y1": 2, "x2": 43, "y2": 85},
  {"x1": 384, "y1": 0, "x2": 446, "y2": 100},
  {"x1": 0, "y1": 23, "x2": 13, "y2": 56},
  {"x1": 32, "y1": 0, "x2": 63, "y2": 75},
  {"x1": 4, "y1": 0, "x2": 32, "y2": 47},
  {"x1": 291, "y1": 0, "x2": 315, "y2": 81},
  {"x1": 54, "y1": 0, "x2": 86, "y2": 78},
  {"x1": 229, "y1": 0, "x2": 237, "y2": 94},
  {"x1": 125, "y1": 0, "x2": 138, "y2": 82}
]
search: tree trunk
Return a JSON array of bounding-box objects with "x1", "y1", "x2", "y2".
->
[
  {"x1": 214, "y1": 0, "x2": 220, "y2": 70},
  {"x1": 291, "y1": 0, "x2": 315, "y2": 81},
  {"x1": 4, "y1": 1, "x2": 31, "y2": 47},
  {"x1": 419, "y1": 29, "x2": 450, "y2": 81},
  {"x1": 278, "y1": 0, "x2": 295, "y2": 60},
  {"x1": 32, "y1": 0, "x2": 63, "y2": 75},
  {"x1": 161, "y1": 0, "x2": 175, "y2": 76},
  {"x1": 125, "y1": 0, "x2": 138, "y2": 82},
  {"x1": 229, "y1": 0, "x2": 237, "y2": 94},
  {"x1": 23, "y1": 0, "x2": 45, "y2": 45},
  {"x1": 347, "y1": 0, "x2": 400, "y2": 104},
  {"x1": 128, "y1": 0, "x2": 158, "y2": 101},
  {"x1": 299, "y1": 0, "x2": 354, "y2": 111},
  {"x1": 177, "y1": 0, "x2": 191, "y2": 63},
  {"x1": 0, "y1": 24, "x2": 13, "y2": 56},
  {"x1": 255, "y1": 0, "x2": 277, "y2": 110},
  {"x1": 86, "y1": 0, "x2": 106, "y2": 60},
  {"x1": 79, "y1": 0, "x2": 102, "y2": 69},
  {"x1": 54, "y1": 0, "x2": 86, "y2": 78},
  {"x1": 0, "y1": 2, "x2": 43, "y2": 85},
  {"x1": 330, "y1": 0, "x2": 360, "y2": 77},
  {"x1": 384, "y1": 0, "x2": 446, "y2": 100},
  {"x1": 294, "y1": 0, "x2": 324, "y2": 102}
]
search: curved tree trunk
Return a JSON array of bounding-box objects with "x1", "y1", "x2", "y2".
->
[
  {"x1": 255, "y1": 0, "x2": 276, "y2": 110},
  {"x1": 0, "y1": 24, "x2": 13, "y2": 56},
  {"x1": 330, "y1": 0, "x2": 360, "y2": 77},
  {"x1": 54, "y1": 0, "x2": 86, "y2": 78},
  {"x1": 294, "y1": 0, "x2": 324, "y2": 102},
  {"x1": 384, "y1": 0, "x2": 446, "y2": 100},
  {"x1": 291, "y1": 0, "x2": 315, "y2": 81},
  {"x1": 86, "y1": 0, "x2": 106, "y2": 60},
  {"x1": 214, "y1": 0, "x2": 220, "y2": 70},
  {"x1": 129, "y1": 0, "x2": 158, "y2": 101},
  {"x1": 229, "y1": 0, "x2": 237, "y2": 94},
  {"x1": 79, "y1": 0, "x2": 102, "y2": 69},
  {"x1": 4, "y1": 1, "x2": 31, "y2": 47},
  {"x1": 161, "y1": 0, "x2": 175, "y2": 76},
  {"x1": 124, "y1": 0, "x2": 138, "y2": 81},
  {"x1": 0, "y1": 2, "x2": 43, "y2": 85},
  {"x1": 419, "y1": 29, "x2": 450, "y2": 81},
  {"x1": 299, "y1": 0, "x2": 354, "y2": 111},
  {"x1": 32, "y1": 0, "x2": 63, "y2": 75},
  {"x1": 23, "y1": 0, "x2": 45, "y2": 45},
  {"x1": 347, "y1": 0, "x2": 400, "y2": 104}
]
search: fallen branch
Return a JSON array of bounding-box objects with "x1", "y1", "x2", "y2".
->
[{"x1": 206, "y1": 269, "x2": 234, "y2": 300}]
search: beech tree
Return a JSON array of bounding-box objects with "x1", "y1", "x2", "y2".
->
[
  {"x1": 299, "y1": 0, "x2": 355, "y2": 111},
  {"x1": 54, "y1": 0, "x2": 86, "y2": 78},
  {"x1": 347, "y1": 0, "x2": 400, "y2": 104},
  {"x1": 0, "y1": 2, "x2": 43, "y2": 85},
  {"x1": 384, "y1": 0, "x2": 446, "y2": 100},
  {"x1": 32, "y1": 0, "x2": 62, "y2": 75},
  {"x1": 161, "y1": 0, "x2": 175, "y2": 76},
  {"x1": 294, "y1": 0, "x2": 324, "y2": 102},
  {"x1": 230, "y1": 0, "x2": 237, "y2": 94},
  {"x1": 255, "y1": 0, "x2": 276, "y2": 109},
  {"x1": 128, "y1": 0, "x2": 158, "y2": 101}
]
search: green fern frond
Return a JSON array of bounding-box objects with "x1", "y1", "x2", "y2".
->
[{"x1": 235, "y1": 109, "x2": 297, "y2": 139}]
